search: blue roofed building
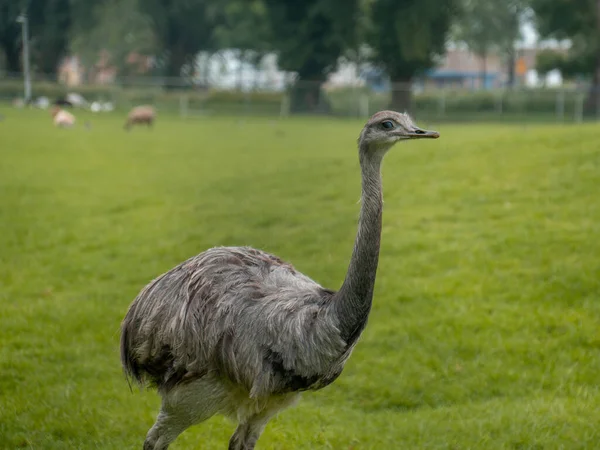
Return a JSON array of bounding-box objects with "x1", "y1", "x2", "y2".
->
[{"x1": 419, "y1": 48, "x2": 505, "y2": 90}]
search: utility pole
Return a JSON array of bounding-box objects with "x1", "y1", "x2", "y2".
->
[{"x1": 16, "y1": 12, "x2": 31, "y2": 104}]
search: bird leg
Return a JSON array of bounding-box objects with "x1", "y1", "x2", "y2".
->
[
  {"x1": 144, "y1": 376, "x2": 227, "y2": 450},
  {"x1": 227, "y1": 419, "x2": 267, "y2": 450},
  {"x1": 144, "y1": 409, "x2": 190, "y2": 450},
  {"x1": 228, "y1": 394, "x2": 299, "y2": 450}
]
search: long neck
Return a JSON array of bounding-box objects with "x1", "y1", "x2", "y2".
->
[{"x1": 329, "y1": 146, "x2": 384, "y2": 345}]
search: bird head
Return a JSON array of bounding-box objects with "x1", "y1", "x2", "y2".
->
[{"x1": 358, "y1": 111, "x2": 439, "y2": 152}]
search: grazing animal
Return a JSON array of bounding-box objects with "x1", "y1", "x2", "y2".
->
[
  {"x1": 124, "y1": 105, "x2": 155, "y2": 131},
  {"x1": 121, "y1": 111, "x2": 440, "y2": 450},
  {"x1": 50, "y1": 106, "x2": 75, "y2": 128}
]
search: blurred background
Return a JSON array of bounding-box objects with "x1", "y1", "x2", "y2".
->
[
  {"x1": 0, "y1": 0, "x2": 599, "y2": 123},
  {"x1": 1, "y1": 1, "x2": 600, "y2": 449}
]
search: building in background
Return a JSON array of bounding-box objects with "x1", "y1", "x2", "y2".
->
[
  {"x1": 55, "y1": 45, "x2": 565, "y2": 91},
  {"x1": 422, "y1": 48, "x2": 504, "y2": 89}
]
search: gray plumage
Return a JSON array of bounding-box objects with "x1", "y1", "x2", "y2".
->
[{"x1": 120, "y1": 110, "x2": 440, "y2": 450}]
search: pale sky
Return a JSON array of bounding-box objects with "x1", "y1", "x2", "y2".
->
[{"x1": 520, "y1": 22, "x2": 537, "y2": 46}]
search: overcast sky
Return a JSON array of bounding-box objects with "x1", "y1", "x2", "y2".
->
[{"x1": 521, "y1": 21, "x2": 538, "y2": 46}]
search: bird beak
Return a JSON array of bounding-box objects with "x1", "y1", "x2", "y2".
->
[{"x1": 408, "y1": 128, "x2": 440, "y2": 139}]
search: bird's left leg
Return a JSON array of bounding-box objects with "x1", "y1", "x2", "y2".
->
[
  {"x1": 228, "y1": 420, "x2": 266, "y2": 450},
  {"x1": 228, "y1": 394, "x2": 299, "y2": 450},
  {"x1": 145, "y1": 375, "x2": 227, "y2": 450}
]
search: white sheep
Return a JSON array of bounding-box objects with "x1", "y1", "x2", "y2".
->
[{"x1": 50, "y1": 106, "x2": 76, "y2": 128}]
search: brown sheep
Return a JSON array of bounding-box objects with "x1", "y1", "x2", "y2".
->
[{"x1": 124, "y1": 105, "x2": 156, "y2": 131}]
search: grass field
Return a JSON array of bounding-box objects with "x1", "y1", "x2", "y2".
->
[{"x1": 0, "y1": 108, "x2": 599, "y2": 449}]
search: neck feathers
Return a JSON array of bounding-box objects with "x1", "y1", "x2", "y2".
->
[{"x1": 329, "y1": 145, "x2": 384, "y2": 346}]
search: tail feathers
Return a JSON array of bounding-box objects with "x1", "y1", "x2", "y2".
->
[
  {"x1": 120, "y1": 320, "x2": 144, "y2": 386},
  {"x1": 120, "y1": 318, "x2": 189, "y2": 391}
]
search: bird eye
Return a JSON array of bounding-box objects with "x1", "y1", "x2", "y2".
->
[{"x1": 381, "y1": 121, "x2": 395, "y2": 129}]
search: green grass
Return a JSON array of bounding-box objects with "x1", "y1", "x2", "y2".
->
[{"x1": 1, "y1": 108, "x2": 599, "y2": 449}]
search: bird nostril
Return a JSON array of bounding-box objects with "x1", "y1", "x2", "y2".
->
[{"x1": 414, "y1": 129, "x2": 425, "y2": 134}]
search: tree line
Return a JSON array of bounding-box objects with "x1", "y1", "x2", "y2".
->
[{"x1": 0, "y1": 0, "x2": 599, "y2": 111}]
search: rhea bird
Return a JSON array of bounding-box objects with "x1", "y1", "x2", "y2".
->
[{"x1": 120, "y1": 111, "x2": 440, "y2": 450}]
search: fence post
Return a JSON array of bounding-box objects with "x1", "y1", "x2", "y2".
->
[
  {"x1": 359, "y1": 92, "x2": 369, "y2": 118},
  {"x1": 110, "y1": 86, "x2": 119, "y2": 110},
  {"x1": 316, "y1": 83, "x2": 322, "y2": 113},
  {"x1": 180, "y1": 94, "x2": 188, "y2": 118},
  {"x1": 244, "y1": 89, "x2": 251, "y2": 115},
  {"x1": 596, "y1": 85, "x2": 600, "y2": 121},
  {"x1": 280, "y1": 93, "x2": 290, "y2": 118},
  {"x1": 556, "y1": 90, "x2": 565, "y2": 122},
  {"x1": 574, "y1": 93, "x2": 584, "y2": 124},
  {"x1": 496, "y1": 91, "x2": 503, "y2": 115},
  {"x1": 438, "y1": 90, "x2": 446, "y2": 118}
]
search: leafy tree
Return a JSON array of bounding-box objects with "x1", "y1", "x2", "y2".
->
[
  {"x1": 532, "y1": 0, "x2": 600, "y2": 112},
  {"x1": 452, "y1": 0, "x2": 503, "y2": 87},
  {"x1": 504, "y1": 0, "x2": 531, "y2": 87},
  {"x1": 535, "y1": 48, "x2": 566, "y2": 79},
  {"x1": 367, "y1": 0, "x2": 457, "y2": 111},
  {"x1": 263, "y1": 0, "x2": 361, "y2": 111},
  {"x1": 140, "y1": 0, "x2": 218, "y2": 79},
  {"x1": 29, "y1": 0, "x2": 71, "y2": 74},
  {"x1": 70, "y1": 0, "x2": 156, "y2": 78},
  {"x1": 452, "y1": 0, "x2": 530, "y2": 88},
  {"x1": 69, "y1": 0, "x2": 106, "y2": 29},
  {"x1": 0, "y1": 0, "x2": 23, "y2": 73},
  {"x1": 212, "y1": 0, "x2": 271, "y2": 89},
  {"x1": 0, "y1": 0, "x2": 72, "y2": 74}
]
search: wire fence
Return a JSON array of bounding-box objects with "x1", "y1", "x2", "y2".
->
[{"x1": 1, "y1": 72, "x2": 599, "y2": 123}]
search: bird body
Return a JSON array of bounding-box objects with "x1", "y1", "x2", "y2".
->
[
  {"x1": 121, "y1": 111, "x2": 440, "y2": 449},
  {"x1": 121, "y1": 246, "x2": 348, "y2": 399}
]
